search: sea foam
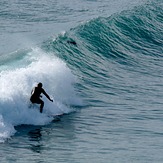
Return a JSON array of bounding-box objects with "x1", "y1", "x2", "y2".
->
[{"x1": 0, "y1": 48, "x2": 81, "y2": 142}]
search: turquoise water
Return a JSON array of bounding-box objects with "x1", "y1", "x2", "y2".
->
[{"x1": 0, "y1": 0, "x2": 163, "y2": 162}]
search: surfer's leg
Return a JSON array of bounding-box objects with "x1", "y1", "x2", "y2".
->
[
  {"x1": 32, "y1": 98, "x2": 44, "y2": 113},
  {"x1": 30, "y1": 98, "x2": 44, "y2": 113},
  {"x1": 40, "y1": 100, "x2": 44, "y2": 113}
]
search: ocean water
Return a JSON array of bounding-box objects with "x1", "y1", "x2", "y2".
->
[{"x1": 0, "y1": 0, "x2": 163, "y2": 162}]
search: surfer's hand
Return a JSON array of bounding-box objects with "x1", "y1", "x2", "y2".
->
[{"x1": 50, "y1": 99, "x2": 53, "y2": 102}]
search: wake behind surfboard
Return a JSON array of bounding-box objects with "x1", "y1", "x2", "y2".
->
[
  {"x1": 47, "y1": 114, "x2": 62, "y2": 122},
  {"x1": 28, "y1": 102, "x2": 63, "y2": 122}
]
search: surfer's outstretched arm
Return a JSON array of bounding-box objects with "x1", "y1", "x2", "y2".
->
[{"x1": 42, "y1": 89, "x2": 53, "y2": 102}]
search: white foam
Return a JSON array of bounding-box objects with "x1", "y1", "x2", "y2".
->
[
  {"x1": 0, "y1": 48, "x2": 81, "y2": 142},
  {"x1": 0, "y1": 115, "x2": 16, "y2": 143}
]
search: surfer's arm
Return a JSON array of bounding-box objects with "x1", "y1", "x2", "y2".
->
[{"x1": 42, "y1": 89, "x2": 53, "y2": 102}]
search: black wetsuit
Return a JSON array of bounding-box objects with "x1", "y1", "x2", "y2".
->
[
  {"x1": 30, "y1": 87, "x2": 45, "y2": 104},
  {"x1": 30, "y1": 86, "x2": 51, "y2": 113}
]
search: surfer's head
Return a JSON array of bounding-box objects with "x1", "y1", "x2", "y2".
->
[{"x1": 38, "y1": 82, "x2": 43, "y2": 88}]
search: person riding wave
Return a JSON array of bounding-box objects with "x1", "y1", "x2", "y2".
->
[{"x1": 30, "y1": 82, "x2": 53, "y2": 113}]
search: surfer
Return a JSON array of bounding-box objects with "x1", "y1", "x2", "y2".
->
[{"x1": 30, "y1": 82, "x2": 53, "y2": 113}]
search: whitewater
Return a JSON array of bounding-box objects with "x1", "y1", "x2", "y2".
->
[
  {"x1": 0, "y1": 0, "x2": 163, "y2": 162},
  {"x1": 0, "y1": 48, "x2": 80, "y2": 142}
]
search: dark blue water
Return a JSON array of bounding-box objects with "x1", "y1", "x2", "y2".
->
[{"x1": 0, "y1": 0, "x2": 163, "y2": 162}]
